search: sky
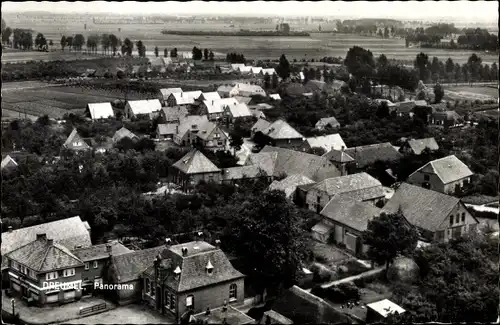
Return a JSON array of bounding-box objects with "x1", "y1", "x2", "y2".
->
[{"x1": 2, "y1": 1, "x2": 498, "y2": 21}]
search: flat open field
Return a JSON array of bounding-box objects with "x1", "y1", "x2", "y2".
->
[
  {"x1": 443, "y1": 86, "x2": 498, "y2": 102},
  {"x1": 3, "y1": 17, "x2": 498, "y2": 64}
]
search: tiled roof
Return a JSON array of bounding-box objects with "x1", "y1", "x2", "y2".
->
[
  {"x1": 111, "y1": 245, "x2": 165, "y2": 283},
  {"x1": 263, "y1": 120, "x2": 303, "y2": 140},
  {"x1": 260, "y1": 310, "x2": 294, "y2": 325},
  {"x1": 72, "y1": 241, "x2": 132, "y2": 262},
  {"x1": 315, "y1": 117, "x2": 340, "y2": 129},
  {"x1": 1, "y1": 217, "x2": 92, "y2": 258},
  {"x1": 1, "y1": 155, "x2": 18, "y2": 170},
  {"x1": 126, "y1": 99, "x2": 162, "y2": 115},
  {"x1": 322, "y1": 149, "x2": 354, "y2": 163},
  {"x1": 234, "y1": 96, "x2": 253, "y2": 105},
  {"x1": 160, "y1": 241, "x2": 245, "y2": 293},
  {"x1": 112, "y1": 127, "x2": 138, "y2": 143},
  {"x1": 382, "y1": 183, "x2": 467, "y2": 232},
  {"x1": 161, "y1": 106, "x2": 189, "y2": 122},
  {"x1": 6, "y1": 236, "x2": 84, "y2": 272},
  {"x1": 250, "y1": 146, "x2": 341, "y2": 181},
  {"x1": 269, "y1": 94, "x2": 281, "y2": 100},
  {"x1": 307, "y1": 172, "x2": 384, "y2": 199},
  {"x1": 160, "y1": 88, "x2": 183, "y2": 100},
  {"x1": 193, "y1": 306, "x2": 255, "y2": 325},
  {"x1": 177, "y1": 115, "x2": 209, "y2": 138},
  {"x1": 204, "y1": 98, "x2": 239, "y2": 114},
  {"x1": 345, "y1": 142, "x2": 402, "y2": 168},
  {"x1": 199, "y1": 92, "x2": 221, "y2": 102},
  {"x1": 157, "y1": 123, "x2": 178, "y2": 135},
  {"x1": 223, "y1": 165, "x2": 270, "y2": 181},
  {"x1": 227, "y1": 103, "x2": 252, "y2": 118},
  {"x1": 394, "y1": 101, "x2": 417, "y2": 113},
  {"x1": 432, "y1": 110, "x2": 462, "y2": 121},
  {"x1": 251, "y1": 118, "x2": 272, "y2": 134},
  {"x1": 304, "y1": 134, "x2": 346, "y2": 152},
  {"x1": 405, "y1": 137, "x2": 439, "y2": 155},
  {"x1": 196, "y1": 122, "x2": 226, "y2": 141},
  {"x1": 409, "y1": 155, "x2": 473, "y2": 184},
  {"x1": 87, "y1": 103, "x2": 114, "y2": 120},
  {"x1": 268, "y1": 174, "x2": 316, "y2": 199},
  {"x1": 320, "y1": 196, "x2": 382, "y2": 232},
  {"x1": 170, "y1": 91, "x2": 203, "y2": 105},
  {"x1": 172, "y1": 149, "x2": 221, "y2": 174},
  {"x1": 63, "y1": 129, "x2": 91, "y2": 150}
]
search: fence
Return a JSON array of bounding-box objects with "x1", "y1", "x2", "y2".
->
[{"x1": 79, "y1": 303, "x2": 107, "y2": 316}]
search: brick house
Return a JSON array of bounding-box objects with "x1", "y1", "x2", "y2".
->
[
  {"x1": 170, "y1": 149, "x2": 222, "y2": 190},
  {"x1": 141, "y1": 240, "x2": 245, "y2": 323},
  {"x1": 382, "y1": 183, "x2": 479, "y2": 243},
  {"x1": 407, "y1": 155, "x2": 473, "y2": 195},
  {"x1": 5, "y1": 234, "x2": 85, "y2": 306}
]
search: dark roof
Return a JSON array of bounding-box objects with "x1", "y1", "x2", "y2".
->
[
  {"x1": 306, "y1": 172, "x2": 385, "y2": 201},
  {"x1": 157, "y1": 123, "x2": 178, "y2": 135},
  {"x1": 159, "y1": 241, "x2": 245, "y2": 293},
  {"x1": 193, "y1": 306, "x2": 255, "y2": 325},
  {"x1": 320, "y1": 197, "x2": 382, "y2": 232},
  {"x1": 382, "y1": 183, "x2": 475, "y2": 232},
  {"x1": 172, "y1": 150, "x2": 221, "y2": 174},
  {"x1": 6, "y1": 237, "x2": 84, "y2": 272},
  {"x1": 63, "y1": 129, "x2": 91, "y2": 151},
  {"x1": 345, "y1": 142, "x2": 402, "y2": 168},
  {"x1": 161, "y1": 106, "x2": 189, "y2": 122},
  {"x1": 222, "y1": 165, "x2": 269, "y2": 181},
  {"x1": 409, "y1": 155, "x2": 473, "y2": 184},
  {"x1": 112, "y1": 127, "x2": 138, "y2": 143},
  {"x1": 111, "y1": 245, "x2": 165, "y2": 283},
  {"x1": 432, "y1": 110, "x2": 462, "y2": 121},
  {"x1": 72, "y1": 241, "x2": 132, "y2": 262},
  {"x1": 403, "y1": 138, "x2": 439, "y2": 155},
  {"x1": 322, "y1": 149, "x2": 354, "y2": 163},
  {"x1": 272, "y1": 285, "x2": 353, "y2": 324}
]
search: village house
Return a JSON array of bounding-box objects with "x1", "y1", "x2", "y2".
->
[
  {"x1": 201, "y1": 98, "x2": 239, "y2": 121},
  {"x1": 315, "y1": 117, "x2": 340, "y2": 130},
  {"x1": 125, "y1": 99, "x2": 162, "y2": 119},
  {"x1": 62, "y1": 129, "x2": 91, "y2": 152},
  {"x1": 195, "y1": 122, "x2": 229, "y2": 152},
  {"x1": 269, "y1": 174, "x2": 316, "y2": 202},
  {"x1": 173, "y1": 115, "x2": 209, "y2": 146},
  {"x1": 246, "y1": 146, "x2": 341, "y2": 182},
  {"x1": 85, "y1": 102, "x2": 114, "y2": 120},
  {"x1": 170, "y1": 149, "x2": 222, "y2": 190},
  {"x1": 260, "y1": 119, "x2": 304, "y2": 149},
  {"x1": 301, "y1": 172, "x2": 385, "y2": 213},
  {"x1": 72, "y1": 241, "x2": 131, "y2": 297},
  {"x1": 399, "y1": 137, "x2": 439, "y2": 155},
  {"x1": 217, "y1": 85, "x2": 234, "y2": 98},
  {"x1": 230, "y1": 64, "x2": 245, "y2": 71},
  {"x1": 392, "y1": 100, "x2": 426, "y2": 117},
  {"x1": 299, "y1": 134, "x2": 346, "y2": 153},
  {"x1": 312, "y1": 196, "x2": 383, "y2": 254},
  {"x1": 156, "y1": 123, "x2": 179, "y2": 140},
  {"x1": 345, "y1": 142, "x2": 403, "y2": 170},
  {"x1": 233, "y1": 96, "x2": 254, "y2": 106},
  {"x1": 141, "y1": 240, "x2": 245, "y2": 323},
  {"x1": 1, "y1": 155, "x2": 18, "y2": 171},
  {"x1": 430, "y1": 111, "x2": 463, "y2": 129},
  {"x1": 195, "y1": 92, "x2": 221, "y2": 106},
  {"x1": 251, "y1": 118, "x2": 271, "y2": 138},
  {"x1": 251, "y1": 67, "x2": 263, "y2": 75},
  {"x1": 191, "y1": 305, "x2": 255, "y2": 325},
  {"x1": 167, "y1": 91, "x2": 203, "y2": 108},
  {"x1": 5, "y1": 234, "x2": 85, "y2": 306},
  {"x1": 322, "y1": 148, "x2": 355, "y2": 176},
  {"x1": 230, "y1": 83, "x2": 266, "y2": 97},
  {"x1": 112, "y1": 127, "x2": 139, "y2": 144},
  {"x1": 237, "y1": 66, "x2": 253, "y2": 74},
  {"x1": 224, "y1": 103, "x2": 253, "y2": 124},
  {"x1": 159, "y1": 106, "x2": 189, "y2": 123},
  {"x1": 269, "y1": 93, "x2": 281, "y2": 101},
  {"x1": 221, "y1": 165, "x2": 272, "y2": 185},
  {"x1": 366, "y1": 299, "x2": 405, "y2": 323},
  {"x1": 383, "y1": 183, "x2": 479, "y2": 243},
  {"x1": 407, "y1": 155, "x2": 474, "y2": 195},
  {"x1": 260, "y1": 68, "x2": 277, "y2": 77},
  {"x1": 159, "y1": 88, "x2": 183, "y2": 105},
  {"x1": 373, "y1": 99, "x2": 397, "y2": 111}
]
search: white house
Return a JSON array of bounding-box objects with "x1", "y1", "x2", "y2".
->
[
  {"x1": 125, "y1": 99, "x2": 162, "y2": 119},
  {"x1": 86, "y1": 103, "x2": 114, "y2": 120}
]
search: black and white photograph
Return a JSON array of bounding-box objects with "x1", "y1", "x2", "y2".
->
[{"x1": 1, "y1": 1, "x2": 498, "y2": 324}]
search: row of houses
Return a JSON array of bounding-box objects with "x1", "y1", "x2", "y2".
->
[{"x1": 229, "y1": 64, "x2": 276, "y2": 76}]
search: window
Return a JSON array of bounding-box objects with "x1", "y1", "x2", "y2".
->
[
  {"x1": 84, "y1": 262, "x2": 89, "y2": 270},
  {"x1": 449, "y1": 215, "x2": 453, "y2": 226},
  {"x1": 229, "y1": 283, "x2": 237, "y2": 301},
  {"x1": 93, "y1": 261, "x2": 98, "y2": 269},
  {"x1": 424, "y1": 174, "x2": 430, "y2": 181},
  {"x1": 461, "y1": 213, "x2": 465, "y2": 222},
  {"x1": 186, "y1": 295, "x2": 194, "y2": 309},
  {"x1": 218, "y1": 141, "x2": 223, "y2": 146},
  {"x1": 287, "y1": 139, "x2": 291, "y2": 144},
  {"x1": 145, "y1": 278, "x2": 151, "y2": 295},
  {"x1": 63, "y1": 268, "x2": 75, "y2": 277},
  {"x1": 165, "y1": 291, "x2": 170, "y2": 307},
  {"x1": 150, "y1": 282, "x2": 155, "y2": 296},
  {"x1": 46, "y1": 272, "x2": 58, "y2": 280},
  {"x1": 455, "y1": 214, "x2": 459, "y2": 223},
  {"x1": 208, "y1": 175, "x2": 214, "y2": 183},
  {"x1": 170, "y1": 294, "x2": 176, "y2": 309}
]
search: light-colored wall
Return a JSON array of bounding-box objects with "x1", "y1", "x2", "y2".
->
[
  {"x1": 271, "y1": 138, "x2": 304, "y2": 149},
  {"x1": 305, "y1": 189, "x2": 332, "y2": 213},
  {"x1": 434, "y1": 203, "x2": 478, "y2": 242},
  {"x1": 408, "y1": 171, "x2": 471, "y2": 195}
]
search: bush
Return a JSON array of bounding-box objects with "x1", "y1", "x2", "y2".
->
[{"x1": 312, "y1": 282, "x2": 361, "y2": 303}]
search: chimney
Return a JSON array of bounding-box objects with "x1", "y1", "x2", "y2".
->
[
  {"x1": 47, "y1": 239, "x2": 54, "y2": 245},
  {"x1": 176, "y1": 125, "x2": 179, "y2": 134},
  {"x1": 165, "y1": 238, "x2": 172, "y2": 248},
  {"x1": 8, "y1": 226, "x2": 13, "y2": 232},
  {"x1": 36, "y1": 233, "x2": 47, "y2": 240},
  {"x1": 106, "y1": 243, "x2": 112, "y2": 253},
  {"x1": 215, "y1": 239, "x2": 221, "y2": 248},
  {"x1": 182, "y1": 247, "x2": 188, "y2": 256}
]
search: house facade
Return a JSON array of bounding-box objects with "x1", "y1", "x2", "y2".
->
[
  {"x1": 261, "y1": 120, "x2": 304, "y2": 149},
  {"x1": 157, "y1": 124, "x2": 178, "y2": 140},
  {"x1": 195, "y1": 122, "x2": 228, "y2": 152},
  {"x1": 173, "y1": 115, "x2": 209, "y2": 147},
  {"x1": 63, "y1": 129, "x2": 91, "y2": 152},
  {"x1": 170, "y1": 150, "x2": 222, "y2": 190},
  {"x1": 430, "y1": 111, "x2": 463, "y2": 129},
  {"x1": 399, "y1": 137, "x2": 439, "y2": 155}
]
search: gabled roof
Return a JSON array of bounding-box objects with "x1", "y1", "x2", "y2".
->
[
  {"x1": 382, "y1": 183, "x2": 472, "y2": 232},
  {"x1": 345, "y1": 142, "x2": 402, "y2": 168},
  {"x1": 432, "y1": 110, "x2": 462, "y2": 121},
  {"x1": 263, "y1": 120, "x2": 303, "y2": 140},
  {"x1": 234, "y1": 96, "x2": 253, "y2": 105},
  {"x1": 251, "y1": 118, "x2": 272, "y2": 134},
  {"x1": 111, "y1": 245, "x2": 165, "y2": 283},
  {"x1": 238, "y1": 66, "x2": 253, "y2": 73},
  {"x1": 160, "y1": 241, "x2": 245, "y2": 293},
  {"x1": 172, "y1": 149, "x2": 221, "y2": 174},
  {"x1": 87, "y1": 102, "x2": 114, "y2": 120},
  {"x1": 251, "y1": 67, "x2": 263, "y2": 74},
  {"x1": 72, "y1": 241, "x2": 132, "y2": 262},
  {"x1": 320, "y1": 196, "x2": 382, "y2": 232},
  {"x1": 199, "y1": 92, "x2": 221, "y2": 102},
  {"x1": 177, "y1": 115, "x2": 209, "y2": 139},
  {"x1": 261, "y1": 68, "x2": 276, "y2": 75},
  {"x1": 112, "y1": 127, "x2": 138, "y2": 143},
  {"x1": 6, "y1": 236, "x2": 84, "y2": 272},
  {"x1": 322, "y1": 149, "x2": 354, "y2": 163},
  {"x1": 227, "y1": 103, "x2": 252, "y2": 118},
  {"x1": 367, "y1": 299, "x2": 405, "y2": 318},
  {"x1": 394, "y1": 101, "x2": 417, "y2": 113},
  {"x1": 315, "y1": 117, "x2": 340, "y2": 129},
  {"x1": 304, "y1": 134, "x2": 346, "y2": 152},
  {"x1": 269, "y1": 174, "x2": 316, "y2": 199},
  {"x1": 1, "y1": 216, "x2": 92, "y2": 257},
  {"x1": 170, "y1": 91, "x2": 203, "y2": 106},
  {"x1": 196, "y1": 122, "x2": 227, "y2": 141},
  {"x1": 126, "y1": 99, "x2": 162, "y2": 115},
  {"x1": 160, "y1": 88, "x2": 183, "y2": 100},
  {"x1": 409, "y1": 155, "x2": 473, "y2": 184},
  {"x1": 404, "y1": 137, "x2": 439, "y2": 155},
  {"x1": 157, "y1": 123, "x2": 178, "y2": 135},
  {"x1": 223, "y1": 165, "x2": 269, "y2": 181},
  {"x1": 161, "y1": 106, "x2": 189, "y2": 122},
  {"x1": 63, "y1": 129, "x2": 91, "y2": 150},
  {"x1": 231, "y1": 64, "x2": 245, "y2": 70},
  {"x1": 204, "y1": 98, "x2": 239, "y2": 114},
  {"x1": 306, "y1": 172, "x2": 384, "y2": 200},
  {"x1": 231, "y1": 83, "x2": 265, "y2": 95},
  {"x1": 269, "y1": 93, "x2": 281, "y2": 100},
  {"x1": 1, "y1": 155, "x2": 18, "y2": 170}
]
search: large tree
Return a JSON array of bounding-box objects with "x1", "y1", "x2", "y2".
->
[
  {"x1": 433, "y1": 83, "x2": 444, "y2": 103},
  {"x1": 467, "y1": 53, "x2": 482, "y2": 83},
  {"x1": 154, "y1": 46, "x2": 159, "y2": 58},
  {"x1": 362, "y1": 210, "x2": 418, "y2": 271},
  {"x1": 344, "y1": 46, "x2": 376, "y2": 80},
  {"x1": 123, "y1": 38, "x2": 133, "y2": 56},
  {"x1": 2, "y1": 27, "x2": 12, "y2": 45},
  {"x1": 34, "y1": 33, "x2": 47, "y2": 50},
  {"x1": 73, "y1": 34, "x2": 85, "y2": 51},
  {"x1": 414, "y1": 52, "x2": 430, "y2": 83},
  {"x1": 276, "y1": 54, "x2": 291, "y2": 80},
  {"x1": 108, "y1": 34, "x2": 119, "y2": 56},
  {"x1": 445, "y1": 58, "x2": 455, "y2": 82}
]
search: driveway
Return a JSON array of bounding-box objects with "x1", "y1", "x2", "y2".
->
[
  {"x1": 236, "y1": 138, "x2": 255, "y2": 165},
  {"x1": 63, "y1": 304, "x2": 175, "y2": 324}
]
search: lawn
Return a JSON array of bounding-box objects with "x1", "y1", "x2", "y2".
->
[{"x1": 312, "y1": 242, "x2": 351, "y2": 264}]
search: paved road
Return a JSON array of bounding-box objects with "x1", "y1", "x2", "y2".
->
[{"x1": 311, "y1": 267, "x2": 385, "y2": 291}]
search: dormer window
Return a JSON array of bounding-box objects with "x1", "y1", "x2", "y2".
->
[{"x1": 206, "y1": 260, "x2": 214, "y2": 274}]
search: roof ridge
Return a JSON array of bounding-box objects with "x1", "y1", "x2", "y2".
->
[{"x1": 37, "y1": 240, "x2": 52, "y2": 271}]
